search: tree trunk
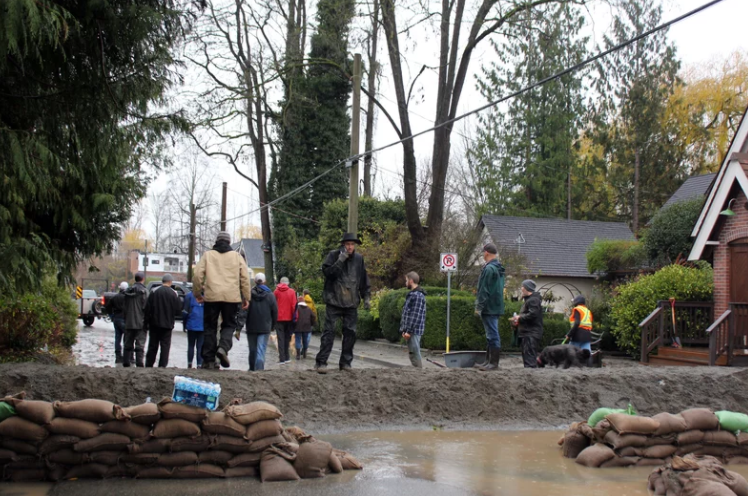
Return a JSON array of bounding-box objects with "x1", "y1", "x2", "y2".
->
[
  {"x1": 363, "y1": 0, "x2": 379, "y2": 197},
  {"x1": 633, "y1": 148, "x2": 640, "y2": 237}
]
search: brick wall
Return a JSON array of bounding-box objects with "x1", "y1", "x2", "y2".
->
[{"x1": 714, "y1": 190, "x2": 748, "y2": 316}]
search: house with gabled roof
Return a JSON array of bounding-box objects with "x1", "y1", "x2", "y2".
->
[{"x1": 231, "y1": 238, "x2": 268, "y2": 281}]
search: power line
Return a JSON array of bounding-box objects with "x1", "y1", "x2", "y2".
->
[
  {"x1": 225, "y1": 187, "x2": 322, "y2": 225},
  {"x1": 216, "y1": 0, "x2": 726, "y2": 225}
]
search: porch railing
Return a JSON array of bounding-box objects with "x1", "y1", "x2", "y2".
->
[
  {"x1": 640, "y1": 301, "x2": 714, "y2": 363},
  {"x1": 640, "y1": 306, "x2": 663, "y2": 364},
  {"x1": 707, "y1": 310, "x2": 732, "y2": 366}
]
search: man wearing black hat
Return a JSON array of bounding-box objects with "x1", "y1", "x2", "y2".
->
[
  {"x1": 473, "y1": 243, "x2": 505, "y2": 371},
  {"x1": 315, "y1": 233, "x2": 371, "y2": 373},
  {"x1": 512, "y1": 279, "x2": 544, "y2": 368}
]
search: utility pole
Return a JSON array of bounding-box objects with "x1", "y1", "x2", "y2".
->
[
  {"x1": 347, "y1": 53, "x2": 362, "y2": 234},
  {"x1": 187, "y1": 203, "x2": 197, "y2": 283},
  {"x1": 220, "y1": 182, "x2": 228, "y2": 232}
]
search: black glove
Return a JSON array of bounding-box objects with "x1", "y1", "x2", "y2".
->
[{"x1": 338, "y1": 250, "x2": 349, "y2": 263}]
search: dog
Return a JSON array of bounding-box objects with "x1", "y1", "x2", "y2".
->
[{"x1": 537, "y1": 344, "x2": 591, "y2": 369}]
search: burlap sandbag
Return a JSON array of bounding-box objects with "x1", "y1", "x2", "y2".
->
[
  {"x1": 39, "y1": 434, "x2": 80, "y2": 455},
  {"x1": 202, "y1": 412, "x2": 246, "y2": 438},
  {"x1": 646, "y1": 435, "x2": 677, "y2": 447},
  {"x1": 120, "y1": 403, "x2": 161, "y2": 425},
  {"x1": 64, "y1": 463, "x2": 110, "y2": 479},
  {"x1": 705, "y1": 430, "x2": 739, "y2": 446},
  {"x1": 648, "y1": 470, "x2": 668, "y2": 496},
  {"x1": 73, "y1": 433, "x2": 131, "y2": 452},
  {"x1": 227, "y1": 452, "x2": 263, "y2": 468},
  {"x1": 606, "y1": 413, "x2": 660, "y2": 435},
  {"x1": 738, "y1": 433, "x2": 748, "y2": 446},
  {"x1": 2, "y1": 394, "x2": 55, "y2": 425},
  {"x1": 135, "y1": 466, "x2": 174, "y2": 479},
  {"x1": 105, "y1": 465, "x2": 135, "y2": 479},
  {"x1": 1, "y1": 438, "x2": 37, "y2": 455},
  {"x1": 6, "y1": 455, "x2": 46, "y2": 469},
  {"x1": 100, "y1": 420, "x2": 151, "y2": 441},
  {"x1": 678, "y1": 430, "x2": 707, "y2": 446},
  {"x1": 334, "y1": 449, "x2": 363, "y2": 470},
  {"x1": 212, "y1": 435, "x2": 252, "y2": 453},
  {"x1": 157, "y1": 398, "x2": 208, "y2": 423},
  {"x1": 47, "y1": 464, "x2": 69, "y2": 482},
  {"x1": 600, "y1": 456, "x2": 640, "y2": 468},
  {"x1": 157, "y1": 451, "x2": 198, "y2": 467},
  {"x1": 248, "y1": 435, "x2": 286, "y2": 453},
  {"x1": 636, "y1": 458, "x2": 666, "y2": 467},
  {"x1": 575, "y1": 443, "x2": 616, "y2": 468},
  {"x1": 173, "y1": 464, "x2": 225, "y2": 478},
  {"x1": 603, "y1": 431, "x2": 648, "y2": 450},
  {"x1": 47, "y1": 417, "x2": 101, "y2": 439},
  {"x1": 294, "y1": 440, "x2": 333, "y2": 479},
  {"x1": 88, "y1": 451, "x2": 122, "y2": 466},
  {"x1": 681, "y1": 479, "x2": 737, "y2": 496},
  {"x1": 328, "y1": 451, "x2": 344, "y2": 473},
  {"x1": 7, "y1": 468, "x2": 47, "y2": 482},
  {"x1": 635, "y1": 445, "x2": 678, "y2": 459},
  {"x1": 128, "y1": 438, "x2": 172, "y2": 454},
  {"x1": 261, "y1": 449, "x2": 300, "y2": 482},
  {"x1": 0, "y1": 448, "x2": 15, "y2": 462},
  {"x1": 728, "y1": 457, "x2": 748, "y2": 465},
  {"x1": 246, "y1": 419, "x2": 284, "y2": 441},
  {"x1": 694, "y1": 446, "x2": 728, "y2": 458},
  {"x1": 283, "y1": 426, "x2": 308, "y2": 443},
  {"x1": 152, "y1": 419, "x2": 201, "y2": 439},
  {"x1": 616, "y1": 446, "x2": 638, "y2": 457},
  {"x1": 677, "y1": 444, "x2": 705, "y2": 457},
  {"x1": 225, "y1": 401, "x2": 282, "y2": 426},
  {"x1": 591, "y1": 419, "x2": 612, "y2": 442},
  {"x1": 170, "y1": 435, "x2": 211, "y2": 453},
  {"x1": 0, "y1": 415, "x2": 49, "y2": 442},
  {"x1": 652, "y1": 412, "x2": 688, "y2": 436},
  {"x1": 562, "y1": 431, "x2": 589, "y2": 458},
  {"x1": 681, "y1": 409, "x2": 720, "y2": 431},
  {"x1": 54, "y1": 399, "x2": 117, "y2": 423},
  {"x1": 199, "y1": 450, "x2": 234, "y2": 465},
  {"x1": 225, "y1": 466, "x2": 259, "y2": 478},
  {"x1": 49, "y1": 448, "x2": 88, "y2": 465},
  {"x1": 120, "y1": 452, "x2": 161, "y2": 465}
]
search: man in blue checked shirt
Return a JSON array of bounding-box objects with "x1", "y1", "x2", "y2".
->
[{"x1": 400, "y1": 271, "x2": 427, "y2": 368}]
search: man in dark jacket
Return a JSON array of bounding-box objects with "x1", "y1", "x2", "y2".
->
[
  {"x1": 400, "y1": 272, "x2": 426, "y2": 368},
  {"x1": 315, "y1": 233, "x2": 370, "y2": 374},
  {"x1": 122, "y1": 272, "x2": 148, "y2": 368},
  {"x1": 144, "y1": 274, "x2": 182, "y2": 368},
  {"x1": 512, "y1": 279, "x2": 544, "y2": 368},
  {"x1": 245, "y1": 273, "x2": 277, "y2": 371},
  {"x1": 473, "y1": 243, "x2": 506, "y2": 371},
  {"x1": 105, "y1": 281, "x2": 128, "y2": 364}
]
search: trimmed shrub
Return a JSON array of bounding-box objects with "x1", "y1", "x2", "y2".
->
[
  {"x1": 610, "y1": 263, "x2": 713, "y2": 355},
  {"x1": 356, "y1": 310, "x2": 381, "y2": 340},
  {"x1": 586, "y1": 239, "x2": 646, "y2": 274},
  {"x1": 643, "y1": 197, "x2": 704, "y2": 266}
]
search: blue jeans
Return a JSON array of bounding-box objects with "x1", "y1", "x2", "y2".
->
[
  {"x1": 481, "y1": 314, "x2": 501, "y2": 348},
  {"x1": 187, "y1": 331, "x2": 204, "y2": 367},
  {"x1": 113, "y1": 316, "x2": 126, "y2": 356},
  {"x1": 248, "y1": 333, "x2": 269, "y2": 371},
  {"x1": 570, "y1": 341, "x2": 591, "y2": 351},
  {"x1": 295, "y1": 332, "x2": 311, "y2": 352}
]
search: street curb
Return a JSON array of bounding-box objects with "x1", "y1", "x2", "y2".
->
[{"x1": 304, "y1": 344, "x2": 405, "y2": 368}]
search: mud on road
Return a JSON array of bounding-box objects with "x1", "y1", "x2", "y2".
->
[{"x1": 1, "y1": 364, "x2": 747, "y2": 432}]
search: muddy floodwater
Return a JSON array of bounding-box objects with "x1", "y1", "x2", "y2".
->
[{"x1": 6, "y1": 430, "x2": 748, "y2": 495}]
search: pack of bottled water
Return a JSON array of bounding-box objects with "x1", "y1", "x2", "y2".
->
[{"x1": 172, "y1": 376, "x2": 221, "y2": 411}]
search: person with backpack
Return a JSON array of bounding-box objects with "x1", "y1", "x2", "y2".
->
[{"x1": 245, "y1": 273, "x2": 277, "y2": 371}]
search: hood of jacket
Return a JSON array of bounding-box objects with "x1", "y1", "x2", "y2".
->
[
  {"x1": 410, "y1": 286, "x2": 427, "y2": 296},
  {"x1": 275, "y1": 283, "x2": 292, "y2": 292},
  {"x1": 252, "y1": 285, "x2": 271, "y2": 300},
  {"x1": 124, "y1": 282, "x2": 146, "y2": 297},
  {"x1": 523, "y1": 291, "x2": 541, "y2": 301},
  {"x1": 212, "y1": 240, "x2": 233, "y2": 253}
]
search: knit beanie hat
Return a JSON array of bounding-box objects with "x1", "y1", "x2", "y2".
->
[{"x1": 522, "y1": 279, "x2": 536, "y2": 292}]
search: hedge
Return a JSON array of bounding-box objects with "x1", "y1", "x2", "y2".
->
[{"x1": 313, "y1": 305, "x2": 382, "y2": 340}]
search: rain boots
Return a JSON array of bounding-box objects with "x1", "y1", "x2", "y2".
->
[
  {"x1": 302, "y1": 348, "x2": 308, "y2": 359},
  {"x1": 479, "y1": 347, "x2": 500, "y2": 371},
  {"x1": 473, "y1": 346, "x2": 490, "y2": 369}
]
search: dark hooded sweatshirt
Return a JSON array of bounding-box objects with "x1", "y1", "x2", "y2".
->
[{"x1": 246, "y1": 285, "x2": 278, "y2": 334}]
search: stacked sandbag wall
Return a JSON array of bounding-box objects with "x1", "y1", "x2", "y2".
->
[
  {"x1": 648, "y1": 454, "x2": 748, "y2": 496},
  {"x1": 560, "y1": 408, "x2": 748, "y2": 469},
  {"x1": 0, "y1": 393, "x2": 362, "y2": 482}
]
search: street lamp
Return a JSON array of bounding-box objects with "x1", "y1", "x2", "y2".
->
[{"x1": 720, "y1": 198, "x2": 737, "y2": 217}]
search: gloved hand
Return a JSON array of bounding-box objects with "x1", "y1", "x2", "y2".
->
[
  {"x1": 364, "y1": 298, "x2": 371, "y2": 311},
  {"x1": 474, "y1": 308, "x2": 481, "y2": 317}
]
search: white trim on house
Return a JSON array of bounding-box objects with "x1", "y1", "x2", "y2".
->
[{"x1": 689, "y1": 158, "x2": 748, "y2": 260}]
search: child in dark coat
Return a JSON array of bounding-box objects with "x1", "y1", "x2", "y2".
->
[{"x1": 294, "y1": 295, "x2": 316, "y2": 360}]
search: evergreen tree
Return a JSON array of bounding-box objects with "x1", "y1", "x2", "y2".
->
[
  {"x1": 470, "y1": 4, "x2": 588, "y2": 219},
  {"x1": 0, "y1": 0, "x2": 191, "y2": 293},
  {"x1": 271, "y1": 0, "x2": 354, "y2": 271}
]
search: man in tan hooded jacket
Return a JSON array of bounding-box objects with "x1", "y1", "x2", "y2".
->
[{"x1": 193, "y1": 231, "x2": 251, "y2": 369}]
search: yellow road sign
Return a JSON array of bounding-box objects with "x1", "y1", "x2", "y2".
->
[{"x1": 76, "y1": 286, "x2": 83, "y2": 299}]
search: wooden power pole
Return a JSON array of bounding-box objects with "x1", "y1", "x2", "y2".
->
[
  {"x1": 347, "y1": 53, "x2": 362, "y2": 235},
  {"x1": 187, "y1": 203, "x2": 197, "y2": 283},
  {"x1": 220, "y1": 182, "x2": 228, "y2": 232}
]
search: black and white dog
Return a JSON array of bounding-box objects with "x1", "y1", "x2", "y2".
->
[{"x1": 537, "y1": 344, "x2": 591, "y2": 369}]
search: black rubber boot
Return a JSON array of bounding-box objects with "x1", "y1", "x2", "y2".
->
[
  {"x1": 479, "y1": 347, "x2": 501, "y2": 371},
  {"x1": 473, "y1": 346, "x2": 490, "y2": 369},
  {"x1": 302, "y1": 348, "x2": 308, "y2": 359}
]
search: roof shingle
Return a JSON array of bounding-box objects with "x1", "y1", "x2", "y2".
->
[
  {"x1": 231, "y1": 238, "x2": 266, "y2": 269},
  {"x1": 661, "y1": 173, "x2": 716, "y2": 210}
]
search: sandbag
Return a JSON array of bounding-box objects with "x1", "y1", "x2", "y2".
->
[
  {"x1": 694, "y1": 446, "x2": 729, "y2": 457},
  {"x1": 606, "y1": 413, "x2": 660, "y2": 435},
  {"x1": 328, "y1": 451, "x2": 344, "y2": 473},
  {"x1": 6, "y1": 455, "x2": 45, "y2": 469},
  {"x1": 283, "y1": 426, "x2": 308, "y2": 443},
  {"x1": 73, "y1": 433, "x2": 131, "y2": 452},
  {"x1": 129, "y1": 438, "x2": 172, "y2": 454},
  {"x1": 225, "y1": 466, "x2": 258, "y2": 478},
  {"x1": 679, "y1": 430, "x2": 707, "y2": 446},
  {"x1": 39, "y1": 435, "x2": 80, "y2": 455},
  {"x1": 198, "y1": 450, "x2": 234, "y2": 465},
  {"x1": 562, "y1": 431, "x2": 589, "y2": 458},
  {"x1": 653, "y1": 412, "x2": 689, "y2": 436},
  {"x1": 575, "y1": 443, "x2": 616, "y2": 468},
  {"x1": 64, "y1": 463, "x2": 110, "y2": 479},
  {"x1": 682, "y1": 479, "x2": 738, "y2": 496},
  {"x1": 603, "y1": 431, "x2": 648, "y2": 450},
  {"x1": 170, "y1": 435, "x2": 211, "y2": 453},
  {"x1": 212, "y1": 435, "x2": 253, "y2": 453},
  {"x1": 591, "y1": 419, "x2": 612, "y2": 442},
  {"x1": 249, "y1": 435, "x2": 286, "y2": 453},
  {"x1": 0, "y1": 448, "x2": 15, "y2": 462},
  {"x1": 120, "y1": 452, "x2": 161, "y2": 465},
  {"x1": 135, "y1": 466, "x2": 174, "y2": 479},
  {"x1": 2, "y1": 395, "x2": 55, "y2": 425},
  {"x1": 588, "y1": 407, "x2": 629, "y2": 427},
  {"x1": 617, "y1": 446, "x2": 638, "y2": 457},
  {"x1": 646, "y1": 435, "x2": 678, "y2": 447},
  {"x1": 54, "y1": 399, "x2": 117, "y2": 423},
  {"x1": 261, "y1": 449, "x2": 300, "y2": 482},
  {"x1": 157, "y1": 398, "x2": 208, "y2": 423},
  {"x1": 728, "y1": 457, "x2": 748, "y2": 465},
  {"x1": 120, "y1": 403, "x2": 161, "y2": 425},
  {"x1": 173, "y1": 464, "x2": 224, "y2": 478},
  {"x1": 225, "y1": 401, "x2": 282, "y2": 426},
  {"x1": 294, "y1": 440, "x2": 333, "y2": 479},
  {"x1": 88, "y1": 451, "x2": 122, "y2": 466},
  {"x1": 1, "y1": 438, "x2": 37, "y2": 455},
  {"x1": 681, "y1": 409, "x2": 720, "y2": 431},
  {"x1": 202, "y1": 412, "x2": 246, "y2": 438},
  {"x1": 152, "y1": 419, "x2": 201, "y2": 439},
  {"x1": 246, "y1": 419, "x2": 284, "y2": 441},
  {"x1": 635, "y1": 445, "x2": 678, "y2": 459},
  {"x1": 227, "y1": 452, "x2": 263, "y2": 468},
  {"x1": 100, "y1": 420, "x2": 151, "y2": 441},
  {"x1": 715, "y1": 411, "x2": 748, "y2": 436},
  {"x1": 600, "y1": 456, "x2": 641, "y2": 468},
  {"x1": 157, "y1": 451, "x2": 198, "y2": 467},
  {"x1": 636, "y1": 458, "x2": 666, "y2": 467},
  {"x1": 738, "y1": 433, "x2": 748, "y2": 446},
  {"x1": 7, "y1": 468, "x2": 47, "y2": 482},
  {"x1": 105, "y1": 465, "x2": 134, "y2": 479},
  {"x1": 47, "y1": 417, "x2": 101, "y2": 439},
  {"x1": 0, "y1": 401, "x2": 15, "y2": 422},
  {"x1": 47, "y1": 464, "x2": 69, "y2": 482},
  {"x1": 334, "y1": 449, "x2": 363, "y2": 470},
  {"x1": 0, "y1": 416, "x2": 48, "y2": 442},
  {"x1": 49, "y1": 449, "x2": 88, "y2": 465},
  {"x1": 704, "y1": 430, "x2": 739, "y2": 446}
]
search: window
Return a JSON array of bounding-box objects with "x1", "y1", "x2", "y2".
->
[{"x1": 151, "y1": 259, "x2": 160, "y2": 265}]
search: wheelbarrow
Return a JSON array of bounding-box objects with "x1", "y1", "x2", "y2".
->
[{"x1": 442, "y1": 351, "x2": 487, "y2": 368}]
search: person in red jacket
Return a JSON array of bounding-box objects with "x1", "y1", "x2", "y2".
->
[{"x1": 274, "y1": 277, "x2": 297, "y2": 365}]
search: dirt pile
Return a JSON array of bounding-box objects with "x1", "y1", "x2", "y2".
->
[{"x1": 2, "y1": 364, "x2": 748, "y2": 432}]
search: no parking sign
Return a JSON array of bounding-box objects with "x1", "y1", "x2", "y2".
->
[{"x1": 440, "y1": 253, "x2": 458, "y2": 273}]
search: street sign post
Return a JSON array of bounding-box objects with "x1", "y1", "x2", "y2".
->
[{"x1": 440, "y1": 253, "x2": 458, "y2": 353}]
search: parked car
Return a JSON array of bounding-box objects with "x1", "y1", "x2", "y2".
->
[
  {"x1": 146, "y1": 281, "x2": 192, "y2": 320},
  {"x1": 73, "y1": 289, "x2": 103, "y2": 327}
]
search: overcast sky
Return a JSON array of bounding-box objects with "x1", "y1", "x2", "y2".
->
[{"x1": 145, "y1": 0, "x2": 748, "y2": 240}]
